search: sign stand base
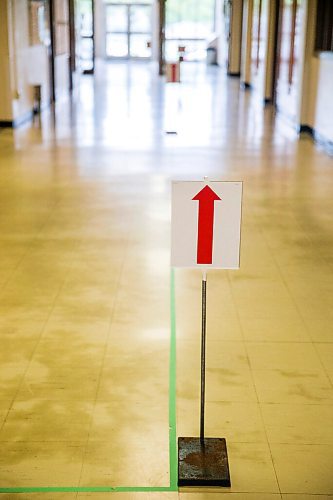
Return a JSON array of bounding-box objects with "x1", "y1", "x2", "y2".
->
[{"x1": 178, "y1": 437, "x2": 231, "y2": 487}]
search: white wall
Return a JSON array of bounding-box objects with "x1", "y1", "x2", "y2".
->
[
  {"x1": 313, "y1": 53, "x2": 333, "y2": 142},
  {"x1": 0, "y1": 0, "x2": 51, "y2": 124},
  {"x1": 55, "y1": 53, "x2": 70, "y2": 99},
  {"x1": 215, "y1": 0, "x2": 227, "y2": 67},
  {"x1": 292, "y1": 0, "x2": 333, "y2": 143},
  {"x1": 95, "y1": 0, "x2": 105, "y2": 58}
]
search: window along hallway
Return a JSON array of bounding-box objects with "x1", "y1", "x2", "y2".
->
[{"x1": 0, "y1": 61, "x2": 333, "y2": 498}]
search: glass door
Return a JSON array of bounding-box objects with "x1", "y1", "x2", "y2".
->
[
  {"x1": 105, "y1": 3, "x2": 152, "y2": 59},
  {"x1": 106, "y1": 4, "x2": 128, "y2": 57},
  {"x1": 129, "y1": 4, "x2": 152, "y2": 58},
  {"x1": 77, "y1": 0, "x2": 95, "y2": 73}
]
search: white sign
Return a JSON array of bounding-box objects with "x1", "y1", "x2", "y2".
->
[{"x1": 171, "y1": 181, "x2": 243, "y2": 269}]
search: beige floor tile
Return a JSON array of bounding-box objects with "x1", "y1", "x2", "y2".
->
[
  {"x1": 5, "y1": 260, "x2": 67, "y2": 292},
  {"x1": 16, "y1": 338, "x2": 103, "y2": 401},
  {"x1": 179, "y1": 364, "x2": 258, "y2": 403},
  {"x1": 206, "y1": 318, "x2": 244, "y2": 342},
  {"x1": 79, "y1": 441, "x2": 169, "y2": 487},
  {"x1": 109, "y1": 312, "x2": 170, "y2": 337},
  {"x1": 240, "y1": 316, "x2": 311, "y2": 342},
  {"x1": 236, "y1": 303, "x2": 301, "y2": 322},
  {"x1": 227, "y1": 442, "x2": 280, "y2": 493},
  {"x1": 281, "y1": 495, "x2": 333, "y2": 500},
  {"x1": 261, "y1": 403, "x2": 333, "y2": 445},
  {"x1": 246, "y1": 343, "x2": 323, "y2": 371},
  {"x1": 64, "y1": 264, "x2": 123, "y2": 289},
  {"x1": 0, "y1": 239, "x2": 32, "y2": 262},
  {"x1": 145, "y1": 495, "x2": 178, "y2": 499},
  {"x1": 0, "y1": 307, "x2": 48, "y2": 336},
  {"x1": 175, "y1": 274, "x2": 244, "y2": 342},
  {"x1": 51, "y1": 299, "x2": 114, "y2": 322},
  {"x1": 96, "y1": 354, "x2": 168, "y2": 403},
  {"x1": 89, "y1": 401, "x2": 168, "y2": 444},
  {"x1": 0, "y1": 284, "x2": 60, "y2": 309},
  {"x1": 304, "y1": 318, "x2": 333, "y2": 343},
  {"x1": 42, "y1": 316, "x2": 111, "y2": 345},
  {"x1": 176, "y1": 314, "x2": 243, "y2": 342},
  {"x1": 177, "y1": 400, "x2": 267, "y2": 443},
  {"x1": 232, "y1": 288, "x2": 299, "y2": 320},
  {"x1": 111, "y1": 291, "x2": 169, "y2": 335},
  {"x1": 0, "y1": 400, "x2": 11, "y2": 427},
  {"x1": 0, "y1": 356, "x2": 31, "y2": 400},
  {"x1": 0, "y1": 495, "x2": 78, "y2": 500},
  {"x1": 252, "y1": 369, "x2": 333, "y2": 404},
  {"x1": 78, "y1": 494, "x2": 177, "y2": 500},
  {"x1": 177, "y1": 341, "x2": 257, "y2": 403},
  {"x1": 105, "y1": 336, "x2": 170, "y2": 358},
  {"x1": 178, "y1": 341, "x2": 250, "y2": 371},
  {"x1": 106, "y1": 318, "x2": 170, "y2": 346},
  {"x1": 0, "y1": 336, "x2": 39, "y2": 361},
  {"x1": 0, "y1": 400, "x2": 94, "y2": 442},
  {"x1": 0, "y1": 442, "x2": 85, "y2": 487},
  {"x1": 176, "y1": 289, "x2": 243, "y2": 340},
  {"x1": 271, "y1": 444, "x2": 333, "y2": 494},
  {"x1": 0, "y1": 272, "x2": 15, "y2": 289},
  {"x1": 315, "y1": 343, "x2": 333, "y2": 383},
  {"x1": 180, "y1": 494, "x2": 282, "y2": 499}
]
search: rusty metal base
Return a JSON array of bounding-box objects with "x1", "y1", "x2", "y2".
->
[{"x1": 178, "y1": 437, "x2": 231, "y2": 487}]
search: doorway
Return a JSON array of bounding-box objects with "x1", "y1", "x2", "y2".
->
[
  {"x1": 274, "y1": 0, "x2": 304, "y2": 120},
  {"x1": 105, "y1": 3, "x2": 152, "y2": 59},
  {"x1": 76, "y1": 0, "x2": 95, "y2": 73},
  {"x1": 250, "y1": 0, "x2": 268, "y2": 91}
]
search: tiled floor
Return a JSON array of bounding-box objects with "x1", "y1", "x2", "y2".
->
[{"x1": 0, "y1": 61, "x2": 332, "y2": 499}]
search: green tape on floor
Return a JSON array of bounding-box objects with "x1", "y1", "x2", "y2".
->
[
  {"x1": 169, "y1": 267, "x2": 178, "y2": 490},
  {"x1": 0, "y1": 269, "x2": 178, "y2": 494},
  {"x1": 0, "y1": 487, "x2": 173, "y2": 493}
]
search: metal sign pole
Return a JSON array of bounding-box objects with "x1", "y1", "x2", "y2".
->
[
  {"x1": 200, "y1": 271, "x2": 207, "y2": 442},
  {"x1": 178, "y1": 269, "x2": 231, "y2": 487}
]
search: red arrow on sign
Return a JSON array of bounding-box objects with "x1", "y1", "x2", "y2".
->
[{"x1": 192, "y1": 185, "x2": 221, "y2": 264}]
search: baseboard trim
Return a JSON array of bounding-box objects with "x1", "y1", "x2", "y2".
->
[
  {"x1": 299, "y1": 124, "x2": 333, "y2": 155},
  {"x1": 0, "y1": 110, "x2": 33, "y2": 128},
  {"x1": 0, "y1": 120, "x2": 15, "y2": 128},
  {"x1": 299, "y1": 124, "x2": 314, "y2": 136}
]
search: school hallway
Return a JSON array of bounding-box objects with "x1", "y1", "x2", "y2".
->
[{"x1": 0, "y1": 61, "x2": 333, "y2": 499}]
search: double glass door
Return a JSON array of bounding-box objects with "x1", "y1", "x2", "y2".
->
[{"x1": 105, "y1": 3, "x2": 152, "y2": 59}]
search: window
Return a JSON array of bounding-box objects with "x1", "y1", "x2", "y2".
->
[{"x1": 165, "y1": 0, "x2": 216, "y2": 61}]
